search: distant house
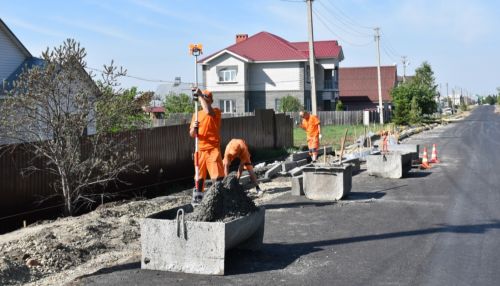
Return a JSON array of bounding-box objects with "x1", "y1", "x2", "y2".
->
[
  {"x1": 199, "y1": 32, "x2": 344, "y2": 113},
  {"x1": 0, "y1": 18, "x2": 45, "y2": 96},
  {"x1": 0, "y1": 18, "x2": 97, "y2": 143},
  {"x1": 338, "y1": 65, "x2": 398, "y2": 110}
]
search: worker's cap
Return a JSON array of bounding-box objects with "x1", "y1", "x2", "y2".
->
[{"x1": 202, "y1": 90, "x2": 213, "y2": 99}]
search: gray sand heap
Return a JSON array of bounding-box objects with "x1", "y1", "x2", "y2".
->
[{"x1": 186, "y1": 173, "x2": 258, "y2": 222}]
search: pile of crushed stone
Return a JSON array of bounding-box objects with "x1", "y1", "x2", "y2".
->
[{"x1": 186, "y1": 173, "x2": 258, "y2": 222}]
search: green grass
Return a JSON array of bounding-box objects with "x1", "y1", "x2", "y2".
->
[{"x1": 294, "y1": 124, "x2": 392, "y2": 150}]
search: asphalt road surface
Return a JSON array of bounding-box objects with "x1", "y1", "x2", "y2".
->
[{"x1": 77, "y1": 106, "x2": 500, "y2": 286}]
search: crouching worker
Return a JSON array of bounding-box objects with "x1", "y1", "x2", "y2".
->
[
  {"x1": 189, "y1": 88, "x2": 224, "y2": 204},
  {"x1": 223, "y1": 139, "x2": 262, "y2": 195},
  {"x1": 299, "y1": 111, "x2": 321, "y2": 162}
]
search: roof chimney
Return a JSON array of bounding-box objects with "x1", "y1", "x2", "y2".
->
[{"x1": 236, "y1": 34, "x2": 248, "y2": 43}]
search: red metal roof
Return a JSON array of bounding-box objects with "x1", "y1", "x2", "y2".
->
[
  {"x1": 289, "y1": 40, "x2": 342, "y2": 59},
  {"x1": 143, "y1": 106, "x2": 165, "y2": 113},
  {"x1": 339, "y1": 66, "x2": 398, "y2": 103},
  {"x1": 200, "y1": 31, "x2": 342, "y2": 63}
]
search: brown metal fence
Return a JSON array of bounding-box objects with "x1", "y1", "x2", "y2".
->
[
  {"x1": 0, "y1": 109, "x2": 292, "y2": 218},
  {"x1": 286, "y1": 110, "x2": 392, "y2": 126}
]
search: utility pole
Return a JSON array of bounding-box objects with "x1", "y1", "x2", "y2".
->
[
  {"x1": 374, "y1": 27, "x2": 383, "y2": 124},
  {"x1": 306, "y1": 0, "x2": 317, "y2": 115},
  {"x1": 401, "y1": 56, "x2": 409, "y2": 83},
  {"x1": 446, "y1": 82, "x2": 449, "y2": 107},
  {"x1": 452, "y1": 88, "x2": 456, "y2": 114}
]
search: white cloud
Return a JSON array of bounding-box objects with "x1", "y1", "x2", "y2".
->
[
  {"x1": 52, "y1": 17, "x2": 135, "y2": 42},
  {"x1": 3, "y1": 17, "x2": 65, "y2": 38}
]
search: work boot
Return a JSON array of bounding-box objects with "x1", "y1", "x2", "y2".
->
[
  {"x1": 255, "y1": 186, "x2": 263, "y2": 197},
  {"x1": 191, "y1": 189, "x2": 204, "y2": 206}
]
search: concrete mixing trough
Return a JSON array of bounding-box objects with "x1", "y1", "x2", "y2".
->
[
  {"x1": 302, "y1": 164, "x2": 352, "y2": 201},
  {"x1": 366, "y1": 151, "x2": 414, "y2": 179},
  {"x1": 387, "y1": 144, "x2": 419, "y2": 161},
  {"x1": 141, "y1": 204, "x2": 265, "y2": 275}
]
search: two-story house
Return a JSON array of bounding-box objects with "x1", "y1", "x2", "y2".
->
[{"x1": 199, "y1": 32, "x2": 344, "y2": 113}]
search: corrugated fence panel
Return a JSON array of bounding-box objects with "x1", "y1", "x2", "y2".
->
[{"x1": 0, "y1": 110, "x2": 293, "y2": 216}]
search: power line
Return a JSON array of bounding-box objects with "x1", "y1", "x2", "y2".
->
[
  {"x1": 380, "y1": 31, "x2": 402, "y2": 58},
  {"x1": 86, "y1": 67, "x2": 178, "y2": 83},
  {"x1": 320, "y1": 0, "x2": 373, "y2": 30},
  {"x1": 317, "y1": 0, "x2": 372, "y2": 37},
  {"x1": 313, "y1": 9, "x2": 373, "y2": 47}
]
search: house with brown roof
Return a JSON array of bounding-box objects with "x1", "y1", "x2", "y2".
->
[
  {"x1": 338, "y1": 65, "x2": 398, "y2": 110},
  {"x1": 199, "y1": 32, "x2": 344, "y2": 113}
]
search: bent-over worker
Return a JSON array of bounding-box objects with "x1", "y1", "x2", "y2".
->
[{"x1": 223, "y1": 139, "x2": 262, "y2": 194}]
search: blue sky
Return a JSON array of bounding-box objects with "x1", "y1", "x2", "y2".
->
[{"x1": 2, "y1": 0, "x2": 499, "y2": 96}]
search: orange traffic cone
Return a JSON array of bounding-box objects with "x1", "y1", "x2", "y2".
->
[
  {"x1": 429, "y1": 144, "x2": 439, "y2": 163},
  {"x1": 420, "y1": 147, "x2": 431, "y2": 169}
]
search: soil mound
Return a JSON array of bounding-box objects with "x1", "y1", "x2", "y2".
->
[{"x1": 186, "y1": 173, "x2": 257, "y2": 222}]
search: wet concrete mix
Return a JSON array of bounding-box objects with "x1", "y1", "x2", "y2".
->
[{"x1": 186, "y1": 173, "x2": 258, "y2": 222}]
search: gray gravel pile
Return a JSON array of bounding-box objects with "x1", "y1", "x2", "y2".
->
[{"x1": 186, "y1": 173, "x2": 258, "y2": 222}]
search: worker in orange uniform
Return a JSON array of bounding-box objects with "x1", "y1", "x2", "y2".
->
[
  {"x1": 223, "y1": 139, "x2": 262, "y2": 194},
  {"x1": 189, "y1": 88, "x2": 224, "y2": 204},
  {"x1": 299, "y1": 111, "x2": 321, "y2": 162}
]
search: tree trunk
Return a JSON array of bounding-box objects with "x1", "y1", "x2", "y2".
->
[{"x1": 60, "y1": 172, "x2": 72, "y2": 216}]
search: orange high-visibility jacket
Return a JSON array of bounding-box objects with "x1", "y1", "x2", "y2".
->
[
  {"x1": 301, "y1": 115, "x2": 320, "y2": 137},
  {"x1": 224, "y1": 139, "x2": 251, "y2": 164},
  {"x1": 190, "y1": 108, "x2": 222, "y2": 151}
]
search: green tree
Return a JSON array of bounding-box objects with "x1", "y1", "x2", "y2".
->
[
  {"x1": 391, "y1": 84, "x2": 413, "y2": 124},
  {"x1": 409, "y1": 96, "x2": 422, "y2": 124},
  {"x1": 335, "y1": 100, "x2": 344, "y2": 111},
  {"x1": 484, "y1": 95, "x2": 496, "y2": 105},
  {"x1": 391, "y1": 62, "x2": 439, "y2": 125},
  {"x1": 412, "y1": 61, "x2": 438, "y2": 114},
  {"x1": 101, "y1": 87, "x2": 152, "y2": 132},
  {"x1": 278, "y1": 95, "x2": 303, "y2": 112},
  {"x1": 163, "y1": 92, "x2": 195, "y2": 114}
]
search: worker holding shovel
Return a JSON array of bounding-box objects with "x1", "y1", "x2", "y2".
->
[
  {"x1": 299, "y1": 111, "x2": 322, "y2": 162},
  {"x1": 189, "y1": 88, "x2": 224, "y2": 204},
  {"x1": 223, "y1": 139, "x2": 262, "y2": 195}
]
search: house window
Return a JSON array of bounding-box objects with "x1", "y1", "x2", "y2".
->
[
  {"x1": 220, "y1": 99, "x2": 236, "y2": 113},
  {"x1": 275, "y1": 98, "x2": 281, "y2": 111},
  {"x1": 217, "y1": 66, "x2": 238, "y2": 83}
]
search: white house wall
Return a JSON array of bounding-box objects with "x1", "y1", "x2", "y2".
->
[
  {"x1": 0, "y1": 27, "x2": 27, "y2": 81},
  {"x1": 249, "y1": 62, "x2": 301, "y2": 91},
  {"x1": 203, "y1": 53, "x2": 246, "y2": 92}
]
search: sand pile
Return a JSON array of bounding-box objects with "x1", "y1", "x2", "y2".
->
[{"x1": 186, "y1": 173, "x2": 258, "y2": 222}]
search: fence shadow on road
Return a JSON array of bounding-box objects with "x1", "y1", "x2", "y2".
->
[{"x1": 226, "y1": 220, "x2": 500, "y2": 275}]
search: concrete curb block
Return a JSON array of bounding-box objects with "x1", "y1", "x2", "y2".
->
[
  {"x1": 287, "y1": 151, "x2": 309, "y2": 162},
  {"x1": 264, "y1": 163, "x2": 282, "y2": 179},
  {"x1": 291, "y1": 175, "x2": 304, "y2": 196},
  {"x1": 296, "y1": 159, "x2": 308, "y2": 167},
  {"x1": 282, "y1": 161, "x2": 298, "y2": 172}
]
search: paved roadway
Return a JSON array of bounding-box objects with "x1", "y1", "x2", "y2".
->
[{"x1": 77, "y1": 105, "x2": 500, "y2": 286}]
